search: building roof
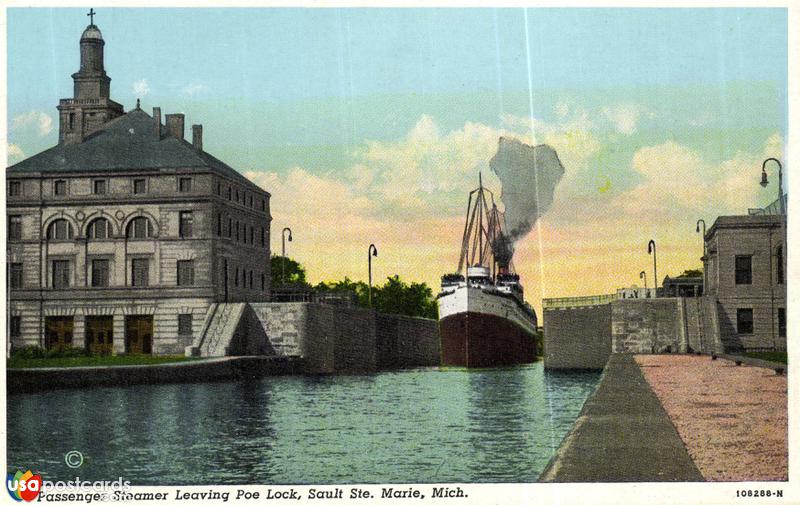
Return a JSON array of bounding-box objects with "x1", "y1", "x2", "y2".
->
[
  {"x1": 7, "y1": 108, "x2": 267, "y2": 195},
  {"x1": 81, "y1": 24, "x2": 103, "y2": 41}
]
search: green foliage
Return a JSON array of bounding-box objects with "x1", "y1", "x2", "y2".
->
[
  {"x1": 315, "y1": 275, "x2": 438, "y2": 319},
  {"x1": 676, "y1": 268, "x2": 703, "y2": 278},
  {"x1": 8, "y1": 354, "x2": 194, "y2": 369},
  {"x1": 271, "y1": 255, "x2": 310, "y2": 289},
  {"x1": 743, "y1": 351, "x2": 787, "y2": 364},
  {"x1": 11, "y1": 345, "x2": 89, "y2": 359}
]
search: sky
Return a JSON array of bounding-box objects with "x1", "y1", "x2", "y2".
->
[{"x1": 6, "y1": 7, "x2": 788, "y2": 313}]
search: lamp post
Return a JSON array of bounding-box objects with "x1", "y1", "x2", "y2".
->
[
  {"x1": 648, "y1": 240, "x2": 657, "y2": 298},
  {"x1": 760, "y1": 158, "x2": 785, "y2": 350},
  {"x1": 639, "y1": 271, "x2": 647, "y2": 290},
  {"x1": 696, "y1": 219, "x2": 707, "y2": 292},
  {"x1": 368, "y1": 244, "x2": 378, "y2": 308},
  {"x1": 281, "y1": 227, "x2": 292, "y2": 285}
]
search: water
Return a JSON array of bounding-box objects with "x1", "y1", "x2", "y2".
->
[{"x1": 7, "y1": 363, "x2": 599, "y2": 484}]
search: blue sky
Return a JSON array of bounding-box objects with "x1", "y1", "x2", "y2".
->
[{"x1": 6, "y1": 7, "x2": 789, "y2": 303}]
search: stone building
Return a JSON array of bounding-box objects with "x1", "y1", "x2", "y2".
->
[
  {"x1": 703, "y1": 214, "x2": 786, "y2": 351},
  {"x1": 7, "y1": 19, "x2": 272, "y2": 355}
]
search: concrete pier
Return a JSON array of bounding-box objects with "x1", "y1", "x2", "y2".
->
[{"x1": 539, "y1": 353, "x2": 704, "y2": 482}]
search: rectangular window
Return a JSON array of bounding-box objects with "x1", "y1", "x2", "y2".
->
[
  {"x1": 178, "y1": 314, "x2": 193, "y2": 336},
  {"x1": 177, "y1": 260, "x2": 195, "y2": 286},
  {"x1": 216, "y1": 213, "x2": 222, "y2": 236},
  {"x1": 227, "y1": 218, "x2": 232, "y2": 238},
  {"x1": 91, "y1": 259, "x2": 110, "y2": 287},
  {"x1": 133, "y1": 178, "x2": 146, "y2": 194},
  {"x1": 216, "y1": 181, "x2": 221, "y2": 195},
  {"x1": 736, "y1": 308, "x2": 753, "y2": 334},
  {"x1": 249, "y1": 227, "x2": 254, "y2": 245},
  {"x1": 10, "y1": 316, "x2": 21, "y2": 339},
  {"x1": 249, "y1": 270, "x2": 253, "y2": 289},
  {"x1": 735, "y1": 255, "x2": 752, "y2": 285},
  {"x1": 235, "y1": 222, "x2": 240, "y2": 242},
  {"x1": 54, "y1": 180, "x2": 67, "y2": 196},
  {"x1": 52, "y1": 260, "x2": 70, "y2": 288},
  {"x1": 131, "y1": 258, "x2": 149, "y2": 287},
  {"x1": 236, "y1": 189, "x2": 240, "y2": 203},
  {"x1": 179, "y1": 177, "x2": 192, "y2": 192},
  {"x1": 261, "y1": 199, "x2": 266, "y2": 212},
  {"x1": 227, "y1": 187, "x2": 232, "y2": 200},
  {"x1": 261, "y1": 228, "x2": 266, "y2": 247},
  {"x1": 776, "y1": 247, "x2": 784, "y2": 285},
  {"x1": 778, "y1": 308, "x2": 786, "y2": 339},
  {"x1": 10, "y1": 263, "x2": 23, "y2": 289},
  {"x1": 8, "y1": 181, "x2": 21, "y2": 197},
  {"x1": 8, "y1": 215, "x2": 22, "y2": 241},
  {"x1": 234, "y1": 267, "x2": 239, "y2": 287},
  {"x1": 179, "y1": 211, "x2": 193, "y2": 238},
  {"x1": 248, "y1": 194, "x2": 253, "y2": 207},
  {"x1": 93, "y1": 179, "x2": 107, "y2": 195}
]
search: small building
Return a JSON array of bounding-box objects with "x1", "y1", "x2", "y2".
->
[
  {"x1": 703, "y1": 214, "x2": 786, "y2": 351},
  {"x1": 7, "y1": 18, "x2": 272, "y2": 355},
  {"x1": 661, "y1": 276, "x2": 703, "y2": 298}
]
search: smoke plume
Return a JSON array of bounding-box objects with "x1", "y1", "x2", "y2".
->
[{"x1": 489, "y1": 137, "x2": 564, "y2": 242}]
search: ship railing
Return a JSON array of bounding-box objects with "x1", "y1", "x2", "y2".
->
[{"x1": 542, "y1": 293, "x2": 617, "y2": 309}]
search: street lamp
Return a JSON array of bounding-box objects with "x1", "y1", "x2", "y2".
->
[
  {"x1": 368, "y1": 244, "x2": 378, "y2": 308},
  {"x1": 696, "y1": 219, "x2": 707, "y2": 292},
  {"x1": 648, "y1": 240, "x2": 657, "y2": 298},
  {"x1": 639, "y1": 271, "x2": 647, "y2": 290},
  {"x1": 760, "y1": 158, "x2": 786, "y2": 350},
  {"x1": 281, "y1": 227, "x2": 293, "y2": 285}
]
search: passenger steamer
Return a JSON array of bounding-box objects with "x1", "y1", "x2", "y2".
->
[{"x1": 437, "y1": 176, "x2": 538, "y2": 367}]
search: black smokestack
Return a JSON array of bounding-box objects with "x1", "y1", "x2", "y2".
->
[{"x1": 489, "y1": 137, "x2": 564, "y2": 243}]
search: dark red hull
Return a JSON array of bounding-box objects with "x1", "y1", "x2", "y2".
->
[{"x1": 439, "y1": 311, "x2": 537, "y2": 367}]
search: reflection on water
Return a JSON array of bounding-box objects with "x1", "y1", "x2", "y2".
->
[{"x1": 7, "y1": 363, "x2": 599, "y2": 484}]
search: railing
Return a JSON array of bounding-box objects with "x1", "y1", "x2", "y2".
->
[
  {"x1": 748, "y1": 194, "x2": 787, "y2": 216},
  {"x1": 542, "y1": 293, "x2": 617, "y2": 309}
]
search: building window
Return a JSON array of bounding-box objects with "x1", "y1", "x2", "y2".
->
[
  {"x1": 10, "y1": 263, "x2": 23, "y2": 289},
  {"x1": 8, "y1": 181, "x2": 21, "y2": 197},
  {"x1": 177, "y1": 260, "x2": 195, "y2": 286},
  {"x1": 131, "y1": 258, "x2": 149, "y2": 287},
  {"x1": 178, "y1": 314, "x2": 193, "y2": 336},
  {"x1": 735, "y1": 255, "x2": 752, "y2": 285},
  {"x1": 249, "y1": 270, "x2": 253, "y2": 289},
  {"x1": 736, "y1": 308, "x2": 753, "y2": 334},
  {"x1": 47, "y1": 219, "x2": 74, "y2": 240},
  {"x1": 179, "y1": 211, "x2": 193, "y2": 238},
  {"x1": 235, "y1": 221, "x2": 240, "y2": 242},
  {"x1": 236, "y1": 189, "x2": 240, "y2": 203},
  {"x1": 261, "y1": 228, "x2": 266, "y2": 247},
  {"x1": 10, "y1": 316, "x2": 21, "y2": 339},
  {"x1": 179, "y1": 177, "x2": 192, "y2": 192},
  {"x1": 216, "y1": 181, "x2": 221, "y2": 195},
  {"x1": 133, "y1": 178, "x2": 147, "y2": 194},
  {"x1": 776, "y1": 246, "x2": 784, "y2": 285},
  {"x1": 87, "y1": 218, "x2": 110, "y2": 239},
  {"x1": 249, "y1": 226, "x2": 254, "y2": 245},
  {"x1": 93, "y1": 179, "x2": 107, "y2": 195},
  {"x1": 248, "y1": 194, "x2": 253, "y2": 208},
  {"x1": 227, "y1": 218, "x2": 232, "y2": 238},
  {"x1": 52, "y1": 260, "x2": 70, "y2": 288},
  {"x1": 778, "y1": 308, "x2": 786, "y2": 339},
  {"x1": 8, "y1": 215, "x2": 22, "y2": 241},
  {"x1": 217, "y1": 213, "x2": 222, "y2": 236},
  {"x1": 234, "y1": 267, "x2": 239, "y2": 287},
  {"x1": 261, "y1": 273, "x2": 266, "y2": 291},
  {"x1": 91, "y1": 259, "x2": 110, "y2": 287},
  {"x1": 68, "y1": 113, "x2": 75, "y2": 130},
  {"x1": 227, "y1": 187, "x2": 232, "y2": 200},
  {"x1": 127, "y1": 217, "x2": 153, "y2": 239},
  {"x1": 261, "y1": 199, "x2": 266, "y2": 212},
  {"x1": 54, "y1": 180, "x2": 67, "y2": 196}
]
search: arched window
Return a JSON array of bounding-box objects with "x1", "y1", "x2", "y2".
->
[
  {"x1": 87, "y1": 218, "x2": 110, "y2": 239},
  {"x1": 126, "y1": 217, "x2": 153, "y2": 239},
  {"x1": 46, "y1": 219, "x2": 74, "y2": 240}
]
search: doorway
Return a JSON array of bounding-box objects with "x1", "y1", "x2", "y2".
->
[
  {"x1": 45, "y1": 316, "x2": 74, "y2": 349},
  {"x1": 125, "y1": 315, "x2": 153, "y2": 354},
  {"x1": 86, "y1": 316, "x2": 114, "y2": 355}
]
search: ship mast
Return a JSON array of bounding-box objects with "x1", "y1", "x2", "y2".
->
[{"x1": 456, "y1": 174, "x2": 513, "y2": 277}]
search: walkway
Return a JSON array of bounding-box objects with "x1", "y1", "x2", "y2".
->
[{"x1": 539, "y1": 353, "x2": 703, "y2": 482}]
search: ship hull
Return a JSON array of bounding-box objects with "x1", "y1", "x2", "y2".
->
[
  {"x1": 439, "y1": 311, "x2": 537, "y2": 367},
  {"x1": 437, "y1": 286, "x2": 538, "y2": 368}
]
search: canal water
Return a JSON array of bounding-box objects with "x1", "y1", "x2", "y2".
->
[{"x1": 7, "y1": 363, "x2": 599, "y2": 485}]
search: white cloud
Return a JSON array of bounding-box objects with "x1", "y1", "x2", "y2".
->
[
  {"x1": 181, "y1": 83, "x2": 207, "y2": 97},
  {"x1": 8, "y1": 143, "x2": 25, "y2": 160},
  {"x1": 12, "y1": 111, "x2": 53, "y2": 137},
  {"x1": 133, "y1": 78, "x2": 150, "y2": 97},
  {"x1": 602, "y1": 104, "x2": 642, "y2": 135}
]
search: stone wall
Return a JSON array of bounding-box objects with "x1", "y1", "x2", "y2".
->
[
  {"x1": 251, "y1": 303, "x2": 439, "y2": 373},
  {"x1": 543, "y1": 304, "x2": 612, "y2": 370},
  {"x1": 376, "y1": 313, "x2": 440, "y2": 368},
  {"x1": 611, "y1": 299, "x2": 684, "y2": 354}
]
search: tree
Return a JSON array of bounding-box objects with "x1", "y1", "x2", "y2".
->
[
  {"x1": 270, "y1": 256, "x2": 310, "y2": 289},
  {"x1": 373, "y1": 275, "x2": 438, "y2": 319},
  {"x1": 676, "y1": 268, "x2": 703, "y2": 278}
]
